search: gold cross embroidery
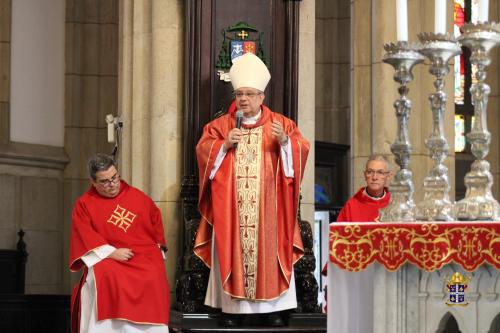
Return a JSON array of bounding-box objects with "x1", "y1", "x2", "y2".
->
[
  {"x1": 237, "y1": 165, "x2": 258, "y2": 189},
  {"x1": 244, "y1": 130, "x2": 260, "y2": 144},
  {"x1": 107, "y1": 204, "x2": 137, "y2": 232},
  {"x1": 240, "y1": 215, "x2": 256, "y2": 238}
]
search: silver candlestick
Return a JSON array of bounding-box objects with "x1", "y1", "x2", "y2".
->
[
  {"x1": 414, "y1": 33, "x2": 461, "y2": 221},
  {"x1": 380, "y1": 42, "x2": 424, "y2": 222},
  {"x1": 455, "y1": 23, "x2": 500, "y2": 220}
]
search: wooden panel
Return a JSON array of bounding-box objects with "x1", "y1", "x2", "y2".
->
[{"x1": 0, "y1": 295, "x2": 70, "y2": 333}]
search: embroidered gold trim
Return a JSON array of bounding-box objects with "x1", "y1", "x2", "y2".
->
[
  {"x1": 235, "y1": 126, "x2": 262, "y2": 300},
  {"x1": 202, "y1": 141, "x2": 217, "y2": 186}
]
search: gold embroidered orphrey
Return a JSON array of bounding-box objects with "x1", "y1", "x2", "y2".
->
[
  {"x1": 107, "y1": 204, "x2": 137, "y2": 233},
  {"x1": 235, "y1": 126, "x2": 263, "y2": 299}
]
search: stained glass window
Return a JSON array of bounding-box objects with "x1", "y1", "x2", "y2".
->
[
  {"x1": 454, "y1": 1, "x2": 465, "y2": 105},
  {"x1": 455, "y1": 115, "x2": 465, "y2": 152},
  {"x1": 471, "y1": 0, "x2": 480, "y2": 23},
  {"x1": 471, "y1": 0, "x2": 480, "y2": 87},
  {"x1": 454, "y1": 0, "x2": 477, "y2": 153}
]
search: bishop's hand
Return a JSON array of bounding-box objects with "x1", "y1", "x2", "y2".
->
[
  {"x1": 224, "y1": 128, "x2": 243, "y2": 150},
  {"x1": 271, "y1": 121, "x2": 288, "y2": 145}
]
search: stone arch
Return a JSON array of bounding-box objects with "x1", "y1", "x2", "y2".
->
[{"x1": 435, "y1": 312, "x2": 462, "y2": 333}]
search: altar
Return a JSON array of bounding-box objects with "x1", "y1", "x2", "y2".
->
[{"x1": 327, "y1": 222, "x2": 500, "y2": 333}]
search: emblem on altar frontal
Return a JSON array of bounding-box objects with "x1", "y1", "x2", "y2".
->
[
  {"x1": 216, "y1": 21, "x2": 267, "y2": 82},
  {"x1": 445, "y1": 272, "x2": 471, "y2": 306}
]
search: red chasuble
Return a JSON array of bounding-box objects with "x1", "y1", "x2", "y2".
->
[
  {"x1": 336, "y1": 187, "x2": 391, "y2": 222},
  {"x1": 194, "y1": 102, "x2": 309, "y2": 301},
  {"x1": 69, "y1": 181, "x2": 170, "y2": 330}
]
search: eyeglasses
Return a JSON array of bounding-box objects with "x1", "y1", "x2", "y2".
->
[
  {"x1": 233, "y1": 91, "x2": 262, "y2": 99},
  {"x1": 96, "y1": 173, "x2": 120, "y2": 187},
  {"x1": 364, "y1": 169, "x2": 389, "y2": 177}
]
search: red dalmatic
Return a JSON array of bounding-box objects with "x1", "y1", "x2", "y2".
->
[{"x1": 69, "y1": 181, "x2": 170, "y2": 330}]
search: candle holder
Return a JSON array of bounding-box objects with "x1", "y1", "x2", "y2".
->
[
  {"x1": 455, "y1": 22, "x2": 500, "y2": 220},
  {"x1": 414, "y1": 33, "x2": 461, "y2": 221},
  {"x1": 379, "y1": 41, "x2": 424, "y2": 222}
]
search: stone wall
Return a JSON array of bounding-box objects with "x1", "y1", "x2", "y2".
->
[
  {"x1": 63, "y1": 0, "x2": 119, "y2": 292},
  {"x1": 315, "y1": 0, "x2": 350, "y2": 145},
  {"x1": 0, "y1": 0, "x2": 11, "y2": 145},
  {"x1": 373, "y1": 264, "x2": 500, "y2": 333},
  {"x1": 0, "y1": 0, "x2": 68, "y2": 294}
]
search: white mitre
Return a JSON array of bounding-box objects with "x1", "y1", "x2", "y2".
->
[{"x1": 229, "y1": 53, "x2": 271, "y2": 92}]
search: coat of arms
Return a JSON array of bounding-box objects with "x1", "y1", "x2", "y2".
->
[
  {"x1": 445, "y1": 272, "x2": 471, "y2": 306},
  {"x1": 216, "y1": 21, "x2": 267, "y2": 82}
]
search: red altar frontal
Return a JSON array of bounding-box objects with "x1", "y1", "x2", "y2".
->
[{"x1": 327, "y1": 222, "x2": 500, "y2": 333}]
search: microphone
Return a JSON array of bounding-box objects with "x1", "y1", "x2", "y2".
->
[
  {"x1": 234, "y1": 111, "x2": 244, "y2": 148},
  {"x1": 235, "y1": 110, "x2": 243, "y2": 129}
]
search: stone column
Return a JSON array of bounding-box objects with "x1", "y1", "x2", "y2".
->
[
  {"x1": 118, "y1": 0, "x2": 183, "y2": 290},
  {"x1": 315, "y1": 0, "x2": 350, "y2": 145},
  {"x1": 373, "y1": 265, "x2": 420, "y2": 333},
  {"x1": 298, "y1": 0, "x2": 315, "y2": 235},
  {"x1": 0, "y1": 0, "x2": 10, "y2": 145},
  {"x1": 352, "y1": 0, "x2": 455, "y2": 203}
]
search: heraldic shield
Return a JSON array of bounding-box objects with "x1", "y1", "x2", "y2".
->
[
  {"x1": 446, "y1": 272, "x2": 471, "y2": 306},
  {"x1": 216, "y1": 21, "x2": 267, "y2": 81}
]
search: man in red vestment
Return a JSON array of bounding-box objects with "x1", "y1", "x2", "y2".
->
[
  {"x1": 194, "y1": 53, "x2": 309, "y2": 327},
  {"x1": 69, "y1": 153, "x2": 170, "y2": 333},
  {"x1": 337, "y1": 154, "x2": 392, "y2": 222},
  {"x1": 322, "y1": 154, "x2": 392, "y2": 312}
]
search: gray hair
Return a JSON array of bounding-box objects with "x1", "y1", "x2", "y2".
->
[
  {"x1": 88, "y1": 153, "x2": 116, "y2": 180},
  {"x1": 365, "y1": 153, "x2": 390, "y2": 170}
]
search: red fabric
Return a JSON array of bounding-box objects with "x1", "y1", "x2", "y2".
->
[
  {"x1": 329, "y1": 222, "x2": 500, "y2": 272},
  {"x1": 336, "y1": 187, "x2": 390, "y2": 222},
  {"x1": 69, "y1": 181, "x2": 170, "y2": 330},
  {"x1": 70, "y1": 269, "x2": 86, "y2": 333},
  {"x1": 194, "y1": 104, "x2": 309, "y2": 300}
]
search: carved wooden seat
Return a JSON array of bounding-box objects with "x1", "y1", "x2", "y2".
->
[{"x1": 0, "y1": 230, "x2": 27, "y2": 294}]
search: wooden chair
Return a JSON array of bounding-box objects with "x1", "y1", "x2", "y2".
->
[{"x1": 0, "y1": 230, "x2": 27, "y2": 294}]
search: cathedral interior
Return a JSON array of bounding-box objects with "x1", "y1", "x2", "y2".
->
[{"x1": 0, "y1": 0, "x2": 499, "y2": 332}]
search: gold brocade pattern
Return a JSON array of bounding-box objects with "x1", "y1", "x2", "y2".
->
[
  {"x1": 235, "y1": 126, "x2": 262, "y2": 299},
  {"x1": 329, "y1": 223, "x2": 500, "y2": 272},
  {"x1": 107, "y1": 204, "x2": 137, "y2": 233}
]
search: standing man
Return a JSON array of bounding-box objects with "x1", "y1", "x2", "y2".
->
[
  {"x1": 69, "y1": 153, "x2": 170, "y2": 333},
  {"x1": 337, "y1": 154, "x2": 392, "y2": 222},
  {"x1": 194, "y1": 53, "x2": 309, "y2": 327}
]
